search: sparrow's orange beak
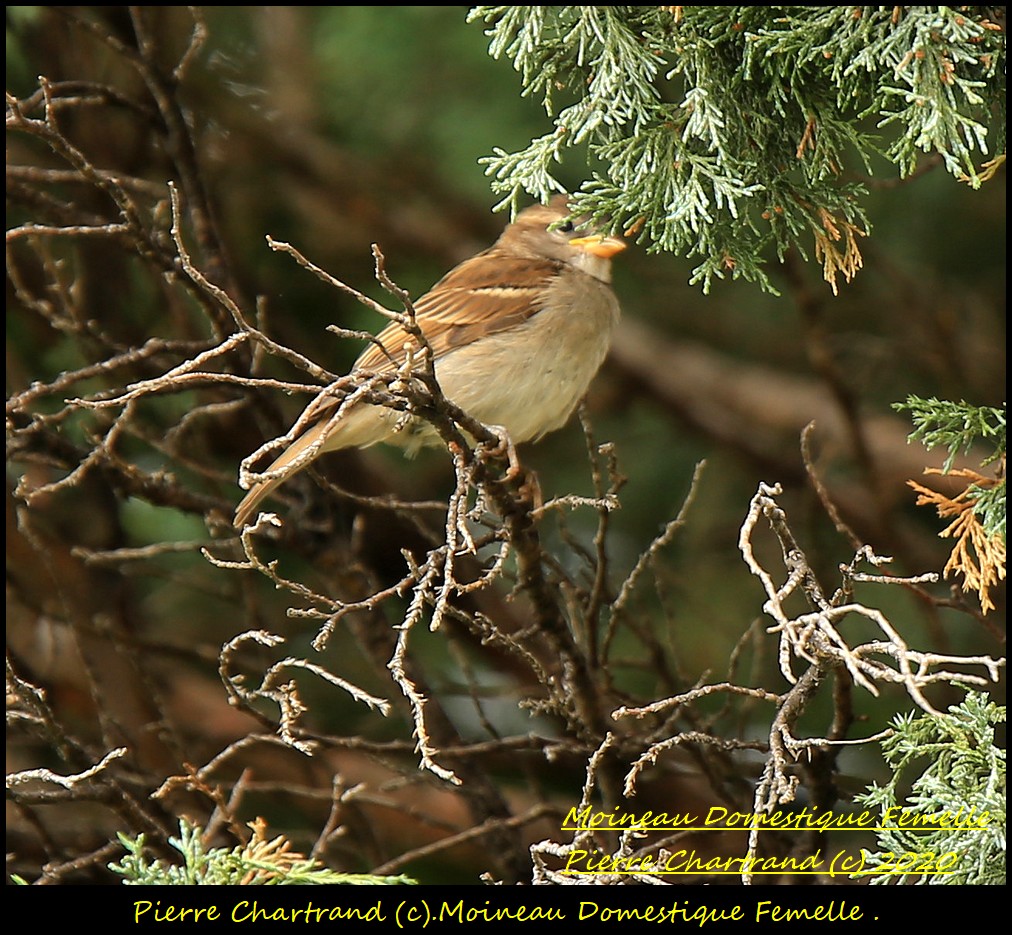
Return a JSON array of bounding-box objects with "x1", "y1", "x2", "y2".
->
[{"x1": 569, "y1": 234, "x2": 627, "y2": 259}]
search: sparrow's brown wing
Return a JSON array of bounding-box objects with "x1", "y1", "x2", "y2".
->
[{"x1": 353, "y1": 251, "x2": 565, "y2": 371}]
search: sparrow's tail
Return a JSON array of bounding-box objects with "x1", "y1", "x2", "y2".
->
[
  {"x1": 233, "y1": 423, "x2": 329, "y2": 528},
  {"x1": 233, "y1": 400, "x2": 404, "y2": 527}
]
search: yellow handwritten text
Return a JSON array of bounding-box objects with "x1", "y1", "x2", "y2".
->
[
  {"x1": 231, "y1": 901, "x2": 385, "y2": 923},
  {"x1": 579, "y1": 901, "x2": 744, "y2": 926},
  {"x1": 440, "y1": 901, "x2": 564, "y2": 922},
  {"x1": 563, "y1": 805, "x2": 698, "y2": 831},
  {"x1": 134, "y1": 902, "x2": 220, "y2": 924},
  {"x1": 756, "y1": 900, "x2": 863, "y2": 922}
]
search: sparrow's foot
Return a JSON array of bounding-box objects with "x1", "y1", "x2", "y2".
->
[
  {"x1": 478, "y1": 427, "x2": 541, "y2": 510},
  {"x1": 518, "y1": 470, "x2": 543, "y2": 511},
  {"x1": 481, "y1": 425, "x2": 522, "y2": 480}
]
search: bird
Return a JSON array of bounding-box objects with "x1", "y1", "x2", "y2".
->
[{"x1": 234, "y1": 195, "x2": 626, "y2": 527}]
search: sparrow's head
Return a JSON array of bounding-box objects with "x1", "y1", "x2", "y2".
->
[{"x1": 498, "y1": 195, "x2": 626, "y2": 280}]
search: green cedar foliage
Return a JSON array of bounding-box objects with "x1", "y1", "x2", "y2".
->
[
  {"x1": 468, "y1": 6, "x2": 1005, "y2": 292},
  {"x1": 855, "y1": 692, "x2": 1005, "y2": 885}
]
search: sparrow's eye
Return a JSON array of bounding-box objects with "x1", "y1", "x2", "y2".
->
[{"x1": 556, "y1": 220, "x2": 575, "y2": 234}]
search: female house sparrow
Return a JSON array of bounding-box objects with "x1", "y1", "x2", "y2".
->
[{"x1": 234, "y1": 196, "x2": 625, "y2": 527}]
